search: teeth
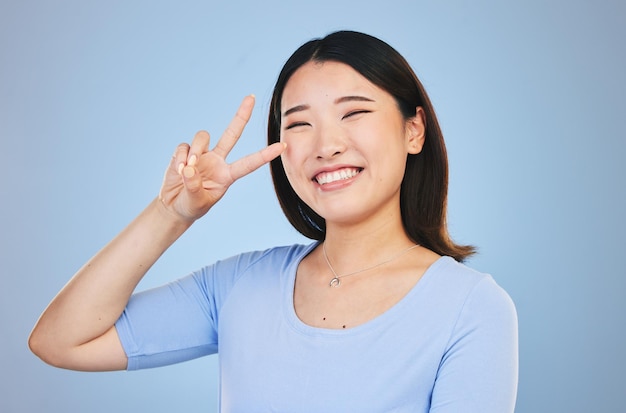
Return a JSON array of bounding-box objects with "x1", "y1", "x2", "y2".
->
[{"x1": 315, "y1": 168, "x2": 360, "y2": 185}]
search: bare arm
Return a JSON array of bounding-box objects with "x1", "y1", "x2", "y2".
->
[{"x1": 28, "y1": 95, "x2": 285, "y2": 371}]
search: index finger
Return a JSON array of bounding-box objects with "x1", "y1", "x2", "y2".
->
[
  {"x1": 228, "y1": 142, "x2": 286, "y2": 182},
  {"x1": 212, "y1": 95, "x2": 255, "y2": 159}
]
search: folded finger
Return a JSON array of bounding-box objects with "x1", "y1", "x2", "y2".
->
[
  {"x1": 188, "y1": 130, "x2": 211, "y2": 167},
  {"x1": 172, "y1": 143, "x2": 190, "y2": 175},
  {"x1": 213, "y1": 95, "x2": 255, "y2": 159}
]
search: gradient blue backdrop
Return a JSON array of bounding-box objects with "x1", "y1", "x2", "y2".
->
[{"x1": 1, "y1": 1, "x2": 624, "y2": 412}]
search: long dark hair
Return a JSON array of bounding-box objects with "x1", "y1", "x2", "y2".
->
[{"x1": 268, "y1": 30, "x2": 475, "y2": 261}]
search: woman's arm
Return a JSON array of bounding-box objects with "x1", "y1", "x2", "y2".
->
[
  {"x1": 28, "y1": 95, "x2": 285, "y2": 371},
  {"x1": 28, "y1": 199, "x2": 192, "y2": 371}
]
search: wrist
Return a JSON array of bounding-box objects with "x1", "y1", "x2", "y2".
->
[{"x1": 153, "y1": 196, "x2": 196, "y2": 229}]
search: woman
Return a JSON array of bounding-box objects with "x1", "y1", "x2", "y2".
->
[{"x1": 30, "y1": 31, "x2": 518, "y2": 412}]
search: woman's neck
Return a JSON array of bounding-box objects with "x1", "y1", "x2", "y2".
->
[{"x1": 322, "y1": 217, "x2": 415, "y2": 274}]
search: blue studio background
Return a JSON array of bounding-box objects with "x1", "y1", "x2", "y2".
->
[{"x1": 1, "y1": 1, "x2": 624, "y2": 412}]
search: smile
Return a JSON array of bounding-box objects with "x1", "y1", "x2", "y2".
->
[{"x1": 314, "y1": 168, "x2": 362, "y2": 185}]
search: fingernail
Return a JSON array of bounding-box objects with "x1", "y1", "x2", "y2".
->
[
  {"x1": 188, "y1": 154, "x2": 197, "y2": 167},
  {"x1": 177, "y1": 163, "x2": 184, "y2": 175},
  {"x1": 183, "y1": 166, "x2": 195, "y2": 178}
]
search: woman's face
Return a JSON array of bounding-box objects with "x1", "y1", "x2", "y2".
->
[{"x1": 279, "y1": 61, "x2": 425, "y2": 227}]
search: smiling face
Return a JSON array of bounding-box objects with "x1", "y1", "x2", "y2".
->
[{"x1": 279, "y1": 60, "x2": 425, "y2": 229}]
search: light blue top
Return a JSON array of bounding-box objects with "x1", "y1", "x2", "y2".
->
[{"x1": 115, "y1": 243, "x2": 518, "y2": 412}]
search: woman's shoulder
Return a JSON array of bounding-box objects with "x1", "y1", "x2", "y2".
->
[
  {"x1": 423, "y1": 256, "x2": 515, "y2": 314},
  {"x1": 216, "y1": 242, "x2": 317, "y2": 270},
  {"x1": 196, "y1": 243, "x2": 316, "y2": 286}
]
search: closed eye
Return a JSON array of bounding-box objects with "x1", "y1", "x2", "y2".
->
[
  {"x1": 342, "y1": 110, "x2": 371, "y2": 120},
  {"x1": 285, "y1": 121, "x2": 311, "y2": 130}
]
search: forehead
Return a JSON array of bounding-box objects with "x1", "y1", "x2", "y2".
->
[{"x1": 281, "y1": 60, "x2": 384, "y2": 106}]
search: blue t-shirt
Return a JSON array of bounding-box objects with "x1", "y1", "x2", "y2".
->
[{"x1": 115, "y1": 243, "x2": 518, "y2": 412}]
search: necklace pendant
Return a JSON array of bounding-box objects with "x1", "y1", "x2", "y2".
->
[{"x1": 329, "y1": 277, "x2": 341, "y2": 288}]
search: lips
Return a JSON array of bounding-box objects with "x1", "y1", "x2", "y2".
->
[{"x1": 314, "y1": 167, "x2": 362, "y2": 185}]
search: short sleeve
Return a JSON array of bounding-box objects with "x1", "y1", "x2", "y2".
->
[
  {"x1": 115, "y1": 250, "x2": 273, "y2": 370},
  {"x1": 114, "y1": 271, "x2": 219, "y2": 370},
  {"x1": 430, "y1": 276, "x2": 519, "y2": 412}
]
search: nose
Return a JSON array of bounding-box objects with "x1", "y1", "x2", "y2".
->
[{"x1": 315, "y1": 122, "x2": 347, "y2": 159}]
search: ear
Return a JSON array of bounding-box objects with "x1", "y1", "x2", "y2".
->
[{"x1": 405, "y1": 107, "x2": 426, "y2": 155}]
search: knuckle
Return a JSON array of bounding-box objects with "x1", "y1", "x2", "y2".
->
[
  {"x1": 223, "y1": 126, "x2": 237, "y2": 140},
  {"x1": 176, "y1": 143, "x2": 190, "y2": 152},
  {"x1": 193, "y1": 130, "x2": 210, "y2": 144}
]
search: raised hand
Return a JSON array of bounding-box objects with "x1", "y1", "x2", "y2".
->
[
  {"x1": 29, "y1": 95, "x2": 285, "y2": 371},
  {"x1": 159, "y1": 95, "x2": 285, "y2": 221}
]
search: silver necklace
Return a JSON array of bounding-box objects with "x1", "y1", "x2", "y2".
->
[{"x1": 322, "y1": 242, "x2": 419, "y2": 287}]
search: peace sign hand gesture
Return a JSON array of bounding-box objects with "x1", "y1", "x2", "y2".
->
[{"x1": 159, "y1": 95, "x2": 285, "y2": 222}]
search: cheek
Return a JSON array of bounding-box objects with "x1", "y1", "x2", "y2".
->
[
  {"x1": 279, "y1": 147, "x2": 295, "y2": 176},
  {"x1": 280, "y1": 141, "x2": 308, "y2": 172}
]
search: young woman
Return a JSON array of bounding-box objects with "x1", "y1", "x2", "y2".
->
[{"x1": 30, "y1": 31, "x2": 518, "y2": 412}]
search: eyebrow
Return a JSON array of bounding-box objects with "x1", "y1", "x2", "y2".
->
[
  {"x1": 283, "y1": 104, "x2": 309, "y2": 117},
  {"x1": 335, "y1": 95, "x2": 375, "y2": 104},
  {"x1": 282, "y1": 95, "x2": 375, "y2": 117}
]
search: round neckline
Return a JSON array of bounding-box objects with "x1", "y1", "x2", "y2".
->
[{"x1": 283, "y1": 242, "x2": 451, "y2": 338}]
